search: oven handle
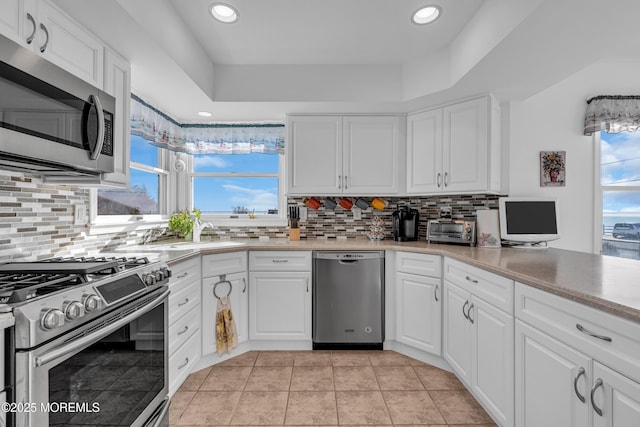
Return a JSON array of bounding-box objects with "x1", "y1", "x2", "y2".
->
[{"x1": 34, "y1": 289, "x2": 169, "y2": 368}]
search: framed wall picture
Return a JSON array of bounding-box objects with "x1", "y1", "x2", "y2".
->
[{"x1": 540, "y1": 151, "x2": 566, "y2": 187}]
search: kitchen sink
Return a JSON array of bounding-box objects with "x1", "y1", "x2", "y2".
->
[{"x1": 148, "y1": 240, "x2": 246, "y2": 250}]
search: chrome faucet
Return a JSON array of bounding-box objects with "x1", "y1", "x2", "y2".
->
[{"x1": 192, "y1": 218, "x2": 213, "y2": 243}]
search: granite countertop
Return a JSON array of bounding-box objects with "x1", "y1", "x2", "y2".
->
[{"x1": 116, "y1": 238, "x2": 640, "y2": 324}]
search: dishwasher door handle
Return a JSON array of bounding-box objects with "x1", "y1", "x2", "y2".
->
[{"x1": 338, "y1": 260, "x2": 359, "y2": 265}]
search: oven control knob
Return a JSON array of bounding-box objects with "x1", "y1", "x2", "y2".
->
[
  {"x1": 63, "y1": 300, "x2": 85, "y2": 320},
  {"x1": 82, "y1": 294, "x2": 102, "y2": 312},
  {"x1": 143, "y1": 273, "x2": 156, "y2": 286},
  {"x1": 40, "y1": 308, "x2": 65, "y2": 330},
  {"x1": 163, "y1": 267, "x2": 172, "y2": 278},
  {"x1": 154, "y1": 270, "x2": 165, "y2": 282}
]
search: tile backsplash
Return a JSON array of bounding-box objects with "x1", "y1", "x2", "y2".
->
[{"x1": 1, "y1": 170, "x2": 501, "y2": 260}]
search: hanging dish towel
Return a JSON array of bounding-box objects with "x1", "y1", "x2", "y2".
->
[{"x1": 216, "y1": 295, "x2": 238, "y2": 356}]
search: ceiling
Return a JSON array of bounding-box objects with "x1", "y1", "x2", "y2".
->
[{"x1": 55, "y1": 0, "x2": 640, "y2": 122}]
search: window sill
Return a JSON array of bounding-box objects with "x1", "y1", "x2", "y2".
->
[{"x1": 88, "y1": 217, "x2": 287, "y2": 235}]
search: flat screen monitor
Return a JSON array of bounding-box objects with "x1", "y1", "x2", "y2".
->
[{"x1": 499, "y1": 197, "x2": 560, "y2": 246}]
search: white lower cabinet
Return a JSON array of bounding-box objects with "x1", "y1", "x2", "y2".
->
[
  {"x1": 443, "y1": 259, "x2": 514, "y2": 427},
  {"x1": 592, "y1": 361, "x2": 640, "y2": 427}
]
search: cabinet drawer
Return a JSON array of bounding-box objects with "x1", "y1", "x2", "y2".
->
[
  {"x1": 169, "y1": 305, "x2": 200, "y2": 356},
  {"x1": 444, "y1": 257, "x2": 513, "y2": 314},
  {"x1": 169, "y1": 330, "x2": 200, "y2": 395},
  {"x1": 169, "y1": 256, "x2": 202, "y2": 286},
  {"x1": 169, "y1": 278, "x2": 200, "y2": 325},
  {"x1": 249, "y1": 251, "x2": 311, "y2": 271},
  {"x1": 396, "y1": 252, "x2": 441, "y2": 277},
  {"x1": 202, "y1": 251, "x2": 247, "y2": 277},
  {"x1": 516, "y1": 282, "x2": 640, "y2": 384}
]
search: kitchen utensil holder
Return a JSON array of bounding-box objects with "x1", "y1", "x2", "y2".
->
[{"x1": 289, "y1": 226, "x2": 300, "y2": 241}]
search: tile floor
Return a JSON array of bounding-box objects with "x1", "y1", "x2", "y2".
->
[{"x1": 170, "y1": 350, "x2": 497, "y2": 426}]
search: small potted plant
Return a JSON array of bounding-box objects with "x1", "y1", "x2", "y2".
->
[{"x1": 167, "y1": 209, "x2": 201, "y2": 240}]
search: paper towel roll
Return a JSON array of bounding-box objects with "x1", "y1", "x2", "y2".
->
[{"x1": 476, "y1": 210, "x2": 501, "y2": 248}]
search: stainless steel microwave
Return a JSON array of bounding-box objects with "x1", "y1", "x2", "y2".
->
[{"x1": 0, "y1": 33, "x2": 115, "y2": 178}]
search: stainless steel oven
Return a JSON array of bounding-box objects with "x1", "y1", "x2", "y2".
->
[{"x1": 0, "y1": 256, "x2": 171, "y2": 427}]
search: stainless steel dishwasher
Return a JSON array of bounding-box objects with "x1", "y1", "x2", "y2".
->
[{"x1": 312, "y1": 251, "x2": 384, "y2": 349}]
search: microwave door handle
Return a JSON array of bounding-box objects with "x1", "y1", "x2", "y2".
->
[
  {"x1": 89, "y1": 95, "x2": 105, "y2": 160},
  {"x1": 34, "y1": 289, "x2": 169, "y2": 368}
]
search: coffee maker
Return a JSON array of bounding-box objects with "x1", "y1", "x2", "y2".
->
[{"x1": 392, "y1": 205, "x2": 419, "y2": 241}]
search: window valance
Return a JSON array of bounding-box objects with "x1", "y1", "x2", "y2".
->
[
  {"x1": 130, "y1": 94, "x2": 285, "y2": 154},
  {"x1": 584, "y1": 95, "x2": 640, "y2": 135}
]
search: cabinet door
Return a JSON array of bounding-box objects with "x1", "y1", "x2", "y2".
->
[
  {"x1": 442, "y1": 98, "x2": 488, "y2": 192},
  {"x1": 342, "y1": 116, "x2": 401, "y2": 194},
  {"x1": 472, "y1": 296, "x2": 515, "y2": 427},
  {"x1": 406, "y1": 109, "x2": 442, "y2": 193},
  {"x1": 202, "y1": 272, "x2": 249, "y2": 356},
  {"x1": 287, "y1": 116, "x2": 342, "y2": 194},
  {"x1": 592, "y1": 361, "x2": 640, "y2": 427},
  {"x1": 443, "y1": 280, "x2": 472, "y2": 385},
  {"x1": 35, "y1": 0, "x2": 104, "y2": 87},
  {"x1": 396, "y1": 272, "x2": 441, "y2": 355},
  {"x1": 0, "y1": 0, "x2": 25, "y2": 45},
  {"x1": 100, "y1": 48, "x2": 131, "y2": 187},
  {"x1": 515, "y1": 321, "x2": 591, "y2": 427},
  {"x1": 249, "y1": 271, "x2": 311, "y2": 340}
]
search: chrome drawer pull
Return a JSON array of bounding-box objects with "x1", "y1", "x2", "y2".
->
[
  {"x1": 272, "y1": 259, "x2": 288, "y2": 263},
  {"x1": 576, "y1": 324, "x2": 612, "y2": 342},
  {"x1": 465, "y1": 275, "x2": 479, "y2": 284},
  {"x1": 178, "y1": 357, "x2": 189, "y2": 370},
  {"x1": 177, "y1": 272, "x2": 189, "y2": 279},
  {"x1": 177, "y1": 325, "x2": 189, "y2": 336},
  {"x1": 590, "y1": 378, "x2": 604, "y2": 416},
  {"x1": 178, "y1": 298, "x2": 189, "y2": 307},
  {"x1": 574, "y1": 367, "x2": 586, "y2": 403},
  {"x1": 462, "y1": 300, "x2": 469, "y2": 319}
]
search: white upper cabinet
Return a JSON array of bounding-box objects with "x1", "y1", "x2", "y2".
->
[
  {"x1": 407, "y1": 96, "x2": 503, "y2": 195},
  {"x1": 0, "y1": 0, "x2": 104, "y2": 88},
  {"x1": 287, "y1": 115, "x2": 402, "y2": 195}
]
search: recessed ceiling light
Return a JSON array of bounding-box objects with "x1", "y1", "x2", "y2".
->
[
  {"x1": 412, "y1": 5, "x2": 441, "y2": 25},
  {"x1": 198, "y1": 111, "x2": 212, "y2": 117},
  {"x1": 209, "y1": 3, "x2": 239, "y2": 23}
]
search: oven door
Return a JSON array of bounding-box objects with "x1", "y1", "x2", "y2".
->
[{"x1": 14, "y1": 288, "x2": 169, "y2": 427}]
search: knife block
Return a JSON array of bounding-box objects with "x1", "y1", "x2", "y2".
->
[{"x1": 289, "y1": 226, "x2": 300, "y2": 241}]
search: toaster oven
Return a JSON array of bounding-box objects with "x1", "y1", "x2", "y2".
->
[{"x1": 427, "y1": 219, "x2": 476, "y2": 245}]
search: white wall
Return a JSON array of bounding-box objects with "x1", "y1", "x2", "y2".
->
[{"x1": 508, "y1": 59, "x2": 640, "y2": 253}]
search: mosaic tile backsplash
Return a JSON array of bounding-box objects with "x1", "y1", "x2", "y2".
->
[{"x1": 0, "y1": 170, "x2": 500, "y2": 260}]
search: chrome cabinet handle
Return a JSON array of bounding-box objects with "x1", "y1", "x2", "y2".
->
[
  {"x1": 178, "y1": 357, "x2": 189, "y2": 370},
  {"x1": 39, "y1": 23, "x2": 49, "y2": 53},
  {"x1": 468, "y1": 303, "x2": 475, "y2": 324},
  {"x1": 434, "y1": 284, "x2": 439, "y2": 302},
  {"x1": 344, "y1": 175, "x2": 348, "y2": 189},
  {"x1": 462, "y1": 300, "x2": 469, "y2": 319},
  {"x1": 177, "y1": 272, "x2": 189, "y2": 279},
  {"x1": 338, "y1": 175, "x2": 341, "y2": 189},
  {"x1": 444, "y1": 172, "x2": 449, "y2": 187},
  {"x1": 177, "y1": 325, "x2": 189, "y2": 336},
  {"x1": 177, "y1": 298, "x2": 189, "y2": 307},
  {"x1": 242, "y1": 277, "x2": 247, "y2": 293},
  {"x1": 272, "y1": 259, "x2": 288, "y2": 263},
  {"x1": 576, "y1": 324, "x2": 612, "y2": 342},
  {"x1": 465, "y1": 275, "x2": 479, "y2": 284},
  {"x1": 26, "y1": 13, "x2": 36, "y2": 44},
  {"x1": 437, "y1": 173, "x2": 442, "y2": 188},
  {"x1": 574, "y1": 367, "x2": 586, "y2": 403},
  {"x1": 306, "y1": 278, "x2": 309, "y2": 293},
  {"x1": 590, "y1": 378, "x2": 604, "y2": 416}
]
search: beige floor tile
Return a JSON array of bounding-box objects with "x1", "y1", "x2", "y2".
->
[
  {"x1": 176, "y1": 391, "x2": 241, "y2": 425},
  {"x1": 383, "y1": 390, "x2": 445, "y2": 425},
  {"x1": 178, "y1": 367, "x2": 212, "y2": 392},
  {"x1": 229, "y1": 391, "x2": 288, "y2": 425},
  {"x1": 169, "y1": 391, "x2": 195, "y2": 425},
  {"x1": 199, "y1": 366, "x2": 253, "y2": 391},
  {"x1": 374, "y1": 366, "x2": 425, "y2": 390},
  {"x1": 331, "y1": 351, "x2": 372, "y2": 366},
  {"x1": 218, "y1": 350, "x2": 259, "y2": 367},
  {"x1": 368, "y1": 351, "x2": 414, "y2": 366},
  {"x1": 294, "y1": 350, "x2": 333, "y2": 366},
  {"x1": 429, "y1": 389, "x2": 495, "y2": 425},
  {"x1": 244, "y1": 366, "x2": 292, "y2": 391},
  {"x1": 413, "y1": 365, "x2": 465, "y2": 391},
  {"x1": 290, "y1": 366, "x2": 334, "y2": 391},
  {"x1": 334, "y1": 366, "x2": 379, "y2": 391},
  {"x1": 285, "y1": 391, "x2": 338, "y2": 425},
  {"x1": 336, "y1": 391, "x2": 392, "y2": 425},
  {"x1": 255, "y1": 351, "x2": 296, "y2": 366}
]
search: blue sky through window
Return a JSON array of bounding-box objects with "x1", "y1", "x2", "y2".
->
[{"x1": 601, "y1": 131, "x2": 640, "y2": 226}]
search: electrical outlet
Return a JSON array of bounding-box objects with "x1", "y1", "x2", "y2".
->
[
  {"x1": 299, "y1": 206, "x2": 308, "y2": 221},
  {"x1": 353, "y1": 207, "x2": 362, "y2": 220},
  {"x1": 74, "y1": 205, "x2": 87, "y2": 225}
]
